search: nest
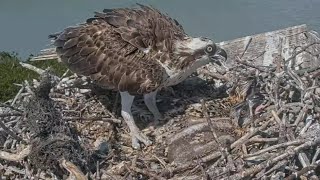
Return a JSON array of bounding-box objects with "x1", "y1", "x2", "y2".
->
[{"x1": 0, "y1": 30, "x2": 320, "y2": 180}]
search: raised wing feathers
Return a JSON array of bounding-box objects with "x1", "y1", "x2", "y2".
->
[
  {"x1": 50, "y1": 19, "x2": 165, "y2": 94},
  {"x1": 94, "y1": 4, "x2": 186, "y2": 52}
]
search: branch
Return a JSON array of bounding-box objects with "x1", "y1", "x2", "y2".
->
[
  {"x1": 60, "y1": 159, "x2": 88, "y2": 180},
  {"x1": 0, "y1": 145, "x2": 31, "y2": 161}
]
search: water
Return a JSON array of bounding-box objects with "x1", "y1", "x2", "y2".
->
[{"x1": 1, "y1": 0, "x2": 320, "y2": 60}]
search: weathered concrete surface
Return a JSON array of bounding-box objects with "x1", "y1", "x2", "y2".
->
[{"x1": 217, "y1": 24, "x2": 320, "y2": 70}]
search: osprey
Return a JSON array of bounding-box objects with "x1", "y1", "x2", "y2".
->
[{"x1": 49, "y1": 4, "x2": 227, "y2": 149}]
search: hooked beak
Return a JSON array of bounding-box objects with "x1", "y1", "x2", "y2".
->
[{"x1": 210, "y1": 47, "x2": 228, "y2": 68}]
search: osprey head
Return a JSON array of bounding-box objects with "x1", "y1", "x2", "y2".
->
[{"x1": 175, "y1": 36, "x2": 228, "y2": 69}]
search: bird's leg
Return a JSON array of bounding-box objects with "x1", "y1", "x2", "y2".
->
[
  {"x1": 144, "y1": 90, "x2": 164, "y2": 125},
  {"x1": 120, "y1": 92, "x2": 152, "y2": 149}
]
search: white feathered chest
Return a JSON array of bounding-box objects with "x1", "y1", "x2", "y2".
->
[{"x1": 159, "y1": 57, "x2": 210, "y2": 87}]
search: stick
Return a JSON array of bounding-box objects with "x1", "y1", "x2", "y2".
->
[
  {"x1": 244, "y1": 139, "x2": 304, "y2": 158},
  {"x1": 0, "y1": 145, "x2": 31, "y2": 161},
  {"x1": 19, "y1": 62, "x2": 45, "y2": 75},
  {"x1": 285, "y1": 160, "x2": 320, "y2": 180},
  {"x1": 63, "y1": 116, "x2": 121, "y2": 124},
  {"x1": 0, "y1": 112, "x2": 23, "y2": 118},
  {"x1": 0, "y1": 118, "x2": 26, "y2": 143},
  {"x1": 222, "y1": 137, "x2": 320, "y2": 180},
  {"x1": 60, "y1": 159, "x2": 88, "y2": 180}
]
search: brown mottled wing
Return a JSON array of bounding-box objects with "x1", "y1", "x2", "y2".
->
[
  {"x1": 95, "y1": 4, "x2": 186, "y2": 52},
  {"x1": 50, "y1": 19, "x2": 164, "y2": 94}
]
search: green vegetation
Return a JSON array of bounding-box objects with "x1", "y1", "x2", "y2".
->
[{"x1": 0, "y1": 52, "x2": 68, "y2": 102}]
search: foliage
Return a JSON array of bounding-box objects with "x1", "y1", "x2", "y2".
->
[{"x1": 0, "y1": 52, "x2": 68, "y2": 102}]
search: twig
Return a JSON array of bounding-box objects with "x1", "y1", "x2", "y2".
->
[
  {"x1": 247, "y1": 137, "x2": 279, "y2": 143},
  {"x1": 240, "y1": 37, "x2": 252, "y2": 58},
  {"x1": 0, "y1": 112, "x2": 23, "y2": 118},
  {"x1": 231, "y1": 119, "x2": 271, "y2": 149},
  {"x1": 294, "y1": 104, "x2": 308, "y2": 126},
  {"x1": 0, "y1": 145, "x2": 31, "y2": 161},
  {"x1": 11, "y1": 86, "x2": 25, "y2": 106},
  {"x1": 201, "y1": 99, "x2": 224, "y2": 151},
  {"x1": 244, "y1": 139, "x2": 304, "y2": 158},
  {"x1": 0, "y1": 103, "x2": 23, "y2": 113},
  {"x1": 271, "y1": 110, "x2": 282, "y2": 125},
  {"x1": 284, "y1": 42, "x2": 320, "y2": 64},
  {"x1": 312, "y1": 147, "x2": 320, "y2": 164},
  {"x1": 19, "y1": 62, "x2": 45, "y2": 75},
  {"x1": 285, "y1": 160, "x2": 320, "y2": 180},
  {"x1": 60, "y1": 158, "x2": 88, "y2": 180},
  {"x1": 235, "y1": 56, "x2": 269, "y2": 72},
  {"x1": 0, "y1": 118, "x2": 26, "y2": 143},
  {"x1": 222, "y1": 137, "x2": 320, "y2": 180},
  {"x1": 63, "y1": 116, "x2": 121, "y2": 124},
  {"x1": 201, "y1": 99, "x2": 236, "y2": 172},
  {"x1": 128, "y1": 165, "x2": 166, "y2": 180}
]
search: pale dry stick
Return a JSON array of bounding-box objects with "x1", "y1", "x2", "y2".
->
[
  {"x1": 287, "y1": 67, "x2": 305, "y2": 91},
  {"x1": 297, "y1": 115, "x2": 316, "y2": 177},
  {"x1": 60, "y1": 158, "x2": 88, "y2": 180},
  {"x1": 244, "y1": 152, "x2": 279, "y2": 162},
  {"x1": 0, "y1": 103, "x2": 23, "y2": 113},
  {"x1": 312, "y1": 147, "x2": 320, "y2": 164},
  {"x1": 272, "y1": 110, "x2": 287, "y2": 143},
  {"x1": 285, "y1": 160, "x2": 320, "y2": 180},
  {"x1": 24, "y1": 161, "x2": 33, "y2": 179},
  {"x1": 6, "y1": 166, "x2": 26, "y2": 175},
  {"x1": 152, "y1": 155, "x2": 168, "y2": 169},
  {"x1": 19, "y1": 62, "x2": 61, "y2": 85},
  {"x1": 284, "y1": 42, "x2": 320, "y2": 64},
  {"x1": 222, "y1": 137, "x2": 320, "y2": 180},
  {"x1": 247, "y1": 137, "x2": 279, "y2": 143},
  {"x1": 244, "y1": 140, "x2": 304, "y2": 158},
  {"x1": 298, "y1": 153, "x2": 311, "y2": 169},
  {"x1": 294, "y1": 104, "x2": 308, "y2": 126},
  {"x1": 0, "y1": 112, "x2": 22, "y2": 118},
  {"x1": 63, "y1": 116, "x2": 122, "y2": 124},
  {"x1": 231, "y1": 119, "x2": 271, "y2": 149},
  {"x1": 261, "y1": 160, "x2": 288, "y2": 177},
  {"x1": 19, "y1": 62, "x2": 45, "y2": 75},
  {"x1": 0, "y1": 145, "x2": 31, "y2": 161},
  {"x1": 201, "y1": 99, "x2": 235, "y2": 171},
  {"x1": 0, "y1": 118, "x2": 26, "y2": 143},
  {"x1": 271, "y1": 110, "x2": 282, "y2": 125},
  {"x1": 11, "y1": 86, "x2": 25, "y2": 106},
  {"x1": 235, "y1": 56, "x2": 269, "y2": 73},
  {"x1": 201, "y1": 100, "x2": 224, "y2": 151},
  {"x1": 299, "y1": 115, "x2": 314, "y2": 136},
  {"x1": 96, "y1": 160, "x2": 100, "y2": 180},
  {"x1": 240, "y1": 37, "x2": 253, "y2": 58},
  {"x1": 61, "y1": 69, "x2": 70, "y2": 79},
  {"x1": 241, "y1": 144, "x2": 248, "y2": 155},
  {"x1": 24, "y1": 80, "x2": 35, "y2": 96}
]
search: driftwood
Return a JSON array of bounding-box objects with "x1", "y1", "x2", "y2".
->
[{"x1": 1, "y1": 24, "x2": 320, "y2": 179}]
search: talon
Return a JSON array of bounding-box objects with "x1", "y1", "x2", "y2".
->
[
  {"x1": 120, "y1": 91, "x2": 153, "y2": 149},
  {"x1": 131, "y1": 131, "x2": 152, "y2": 149}
]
